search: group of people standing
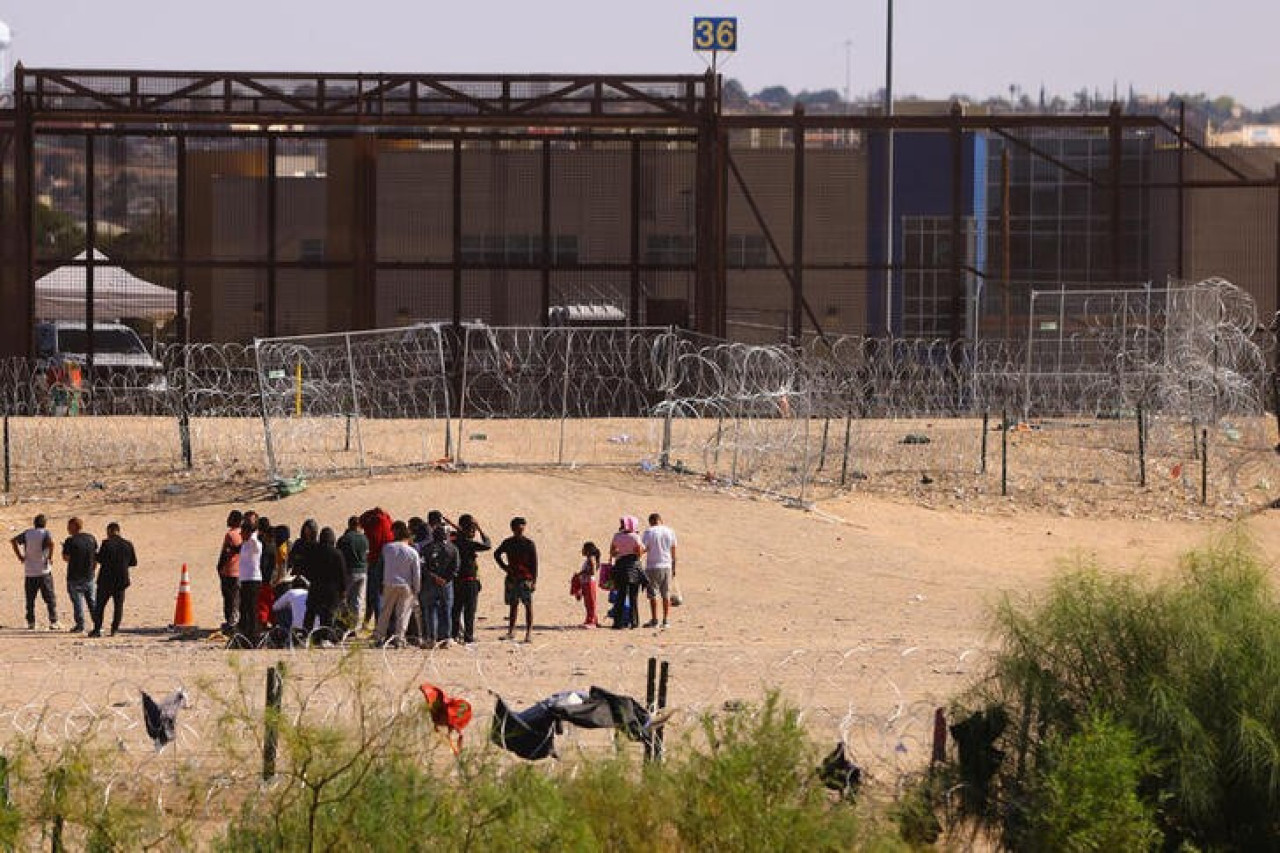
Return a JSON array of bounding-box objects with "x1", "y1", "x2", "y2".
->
[
  {"x1": 213, "y1": 504, "x2": 678, "y2": 648},
  {"x1": 575, "y1": 513, "x2": 678, "y2": 630},
  {"x1": 216, "y1": 506, "x2": 540, "y2": 648},
  {"x1": 9, "y1": 514, "x2": 138, "y2": 636}
]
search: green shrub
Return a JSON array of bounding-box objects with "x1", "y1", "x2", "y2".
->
[
  {"x1": 1024, "y1": 712, "x2": 1161, "y2": 852},
  {"x1": 670, "y1": 692, "x2": 868, "y2": 852},
  {"x1": 956, "y1": 532, "x2": 1280, "y2": 849}
]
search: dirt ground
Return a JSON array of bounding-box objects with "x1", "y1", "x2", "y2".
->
[{"x1": 3, "y1": 456, "x2": 1280, "y2": 782}]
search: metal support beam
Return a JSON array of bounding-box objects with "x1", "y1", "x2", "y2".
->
[
  {"x1": 176, "y1": 134, "x2": 188, "y2": 345},
  {"x1": 791, "y1": 104, "x2": 805, "y2": 342},
  {"x1": 725, "y1": 151, "x2": 829, "y2": 345},
  {"x1": 1275, "y1": 163, "x2": 1280, "y2": 320},
  {"x1": 266, "y1": 135, "x2": 278, "y2": 335},
  {"x1": 693, "y1": 71, "x2": 720, "y2": 336},
  {"x1": 540, "y1": 139, "x2": 552, "y2": 324},
  {"x1": 85, "y1": 133, "x2": 96, "y2": 372},
  {"x1": 990, "y1": 126, "x2": 1099, "y2": 187},
  {"x1": 452, "y1": 138, "x2": 463, "y2": 328},
  {"x1": 629, "y1": 138, "x2": 641, "y2": 325},
  {"x1": 1109, "y1": 102, "x2": 1123, "y2": 283},
  {"x1": 13, "y1": 64, "x2": 35, "y2": 357},
  {"x1": 1177, "y1": 101, "x2": 1186, "y2": 281},
  {"x1": 353, "y1": 134, "x2": 378, "y2": 330},
  {"x1": 949, "y1": 102, "x2": 965, "y2": 343}
]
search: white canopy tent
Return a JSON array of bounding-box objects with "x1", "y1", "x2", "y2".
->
[{"x1": 35, "y1": 249, "x2": 183, "y2": 323}]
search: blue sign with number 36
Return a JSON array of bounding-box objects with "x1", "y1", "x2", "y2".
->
[{"x1": 693, "y1": 17, "x2": 737, "y2": 52}]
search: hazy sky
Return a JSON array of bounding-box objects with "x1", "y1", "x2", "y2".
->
[{"x1": 4, "y1": 1, "x2": 1276, "y2": 109}]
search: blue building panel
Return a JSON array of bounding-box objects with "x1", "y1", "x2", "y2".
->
[{"x1": 867, "y1": 129, "x2": 988, "y2": 337}]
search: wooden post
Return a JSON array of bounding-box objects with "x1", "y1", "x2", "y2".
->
[
  {"x1": 644, "y1": 657, "x2": 657, "y2": 762},
  {"x1": 980, "y1": 409, "x2": 989, "y2": 475},
  {"x1": 839, "y1": 404, "x2": 853, "y2": 486},
  {"x1": 1137, "y1": 404, "x2": 1146, "y2": 487},
  {"x1": 656, "y1": 660, "x2": 670, "y2": 762},
  {"x1": 263, "y1": 663, "x2": 285, "y2": 779},
  {"x1": 1001, "y1": 408, "x2": 1009, "y2": 497},
  {"x1": 1200, "y1": 428, "x2": 1208, "y2": 505}
]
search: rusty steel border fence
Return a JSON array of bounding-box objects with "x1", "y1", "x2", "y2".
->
[{"x1": 2, "y1": 67, "x2": 1278, "y2": 361}]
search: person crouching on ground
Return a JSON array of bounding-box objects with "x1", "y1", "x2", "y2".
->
[
  {"x1": 89, "y1": 521, "x2": 136, "y2": 637},
  {"x1": 271, "y1": 575, "x2": 310, "y2": 638},
  {"x1": 494, "y1": 516, "x2": 537, "y2": 643},
  {"x1": 372, "y1": 521, "x2": 421, "y2": 648}
]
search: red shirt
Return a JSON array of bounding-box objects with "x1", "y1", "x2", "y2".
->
[{"x1": 360, "y1": 509, "x2": 394, "y2": 563}]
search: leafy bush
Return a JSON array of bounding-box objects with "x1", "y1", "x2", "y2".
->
[
  {"x1": 216, "y1": 688, "x2": 902, "y2": 852},
  {"x1": 1023, "y1": 712, "x2": 1161, "y2": 851},
  {"x1": 954, "y1": 532, "x2": 1280, "y2": 849}
]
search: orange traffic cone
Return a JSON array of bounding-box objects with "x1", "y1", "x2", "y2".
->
[{"x1": 171, "y1": 563, "x2": 195, "y2": 629}]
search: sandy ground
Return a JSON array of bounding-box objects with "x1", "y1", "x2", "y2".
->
[{"x1": 2, "y1": 461, "x2": 1279, "y2": 782}]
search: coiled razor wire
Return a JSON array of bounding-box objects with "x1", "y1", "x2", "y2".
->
[
  {"x1": 0, "y1": 278, "x2": 1276, "y2": 507},
  {"x1": 0, "y1": 637, "x2": 970, "y2": 799}
]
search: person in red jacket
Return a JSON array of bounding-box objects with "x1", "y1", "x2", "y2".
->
[{"x1": 359, "y1": 507, "x2": 394, "y2": 630}]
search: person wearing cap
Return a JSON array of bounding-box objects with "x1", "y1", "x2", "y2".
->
[
  {"x1": 272, "y1": 574, "x2": 310, "y2": 634},
  {"x1": 494, "y1": 516, "x2": 538, "y2": 643}
]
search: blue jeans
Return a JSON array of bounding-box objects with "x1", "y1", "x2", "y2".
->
[
  {"x1": 67, "y1": 577, "x2": 95, "y2": 629},
  {"x1": 365, "y1": 559, "x2": 384, "y2": 624},
  {"x1": 420, "y1": 580, "x2": 454, "y2": 644}
]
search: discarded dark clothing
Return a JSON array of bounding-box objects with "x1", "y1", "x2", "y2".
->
[
  {"x1": 490, "y1": 687, "x2": 653, "y2": 760},
  {"x1": 142, "y1": 689, "x2": 188, "y2": 751},
  {"x1": 818, "y1": 742, "x2": 862, "y2": 797},
  {"x1": 949, "y1": 705, "x2": 1008, "y2": 815}
]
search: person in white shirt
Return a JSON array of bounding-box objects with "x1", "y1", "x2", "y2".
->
[
  {"x1": 271, "y1": 576, "x2": 310, "y2": 634},
  {"x1": 372, "y1": 521, "x2": 421, "y2": 648},
  {"x1": 640, "y1": 513, "x2": 679, "y2": 630},
  {"x1": 10, "y1": 513, "x2": 59, "y2": 630},
  {"x1": 237, "y1": 519, "x2": 264, "y2": 641}
]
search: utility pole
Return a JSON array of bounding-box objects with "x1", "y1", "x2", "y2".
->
[{"x1": 883, "y1": 0, "x2": 895, "y2": 337}]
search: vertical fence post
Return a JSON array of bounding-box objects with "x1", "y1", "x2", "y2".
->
[
  {"x1": 798, "y1": 394, "x2": 813, "y2": 506},
  {"x1": 456, "y1": 327, "x2": 471, "y2": 467},
  {"x1": 558, "y1": 330, "x2": 573, "y2": 466},
  {"x1": 655, "y1": 660, "x2": 670, "y2": 762},
  {"x1": 1200, "y1": 428, "x2": 1208, "y2": 505},
  {"x1": 263, "y1": 663, "x2": 285, "y2": 780},
  {"x1": 839, "y1": 399, "x2": 853, "y2": 486},
  {"x1": 50, "y1": 765, "x2": 66, "y2": 853},
  {"x1": 816, "y1": 417, "x2": 830, "y2": 472},
  {"x1": 1001, "y1": 407, "x2": 1009, "y2": 497},
  {"x1": 433, "y1": 327, "x2": 453, "y2": 462},
  {"x1": 980, "y1": 409, "x2": 989, "y2": 475},
  {"x1": 660, "y1": 327, "x2": 676, "y2": 470},
  {"x1": 1137, "y1": 403, "x2": 1146, "y2": 487},
  {"x1": 179, "y1": 345, "x2": 193, "y2": 470},
  {"x1": 3, "y1": 413, "x2": 9, "y2": 494},
  {"x1": 253, "y1": 340, "x2": 279, "y2": 482},
  {"x1": 343, "y1": 332, "x2": 368, "y2": 473},
  {"x1": 644, "y1": 657, "x2": 657, "y2": 762}
]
